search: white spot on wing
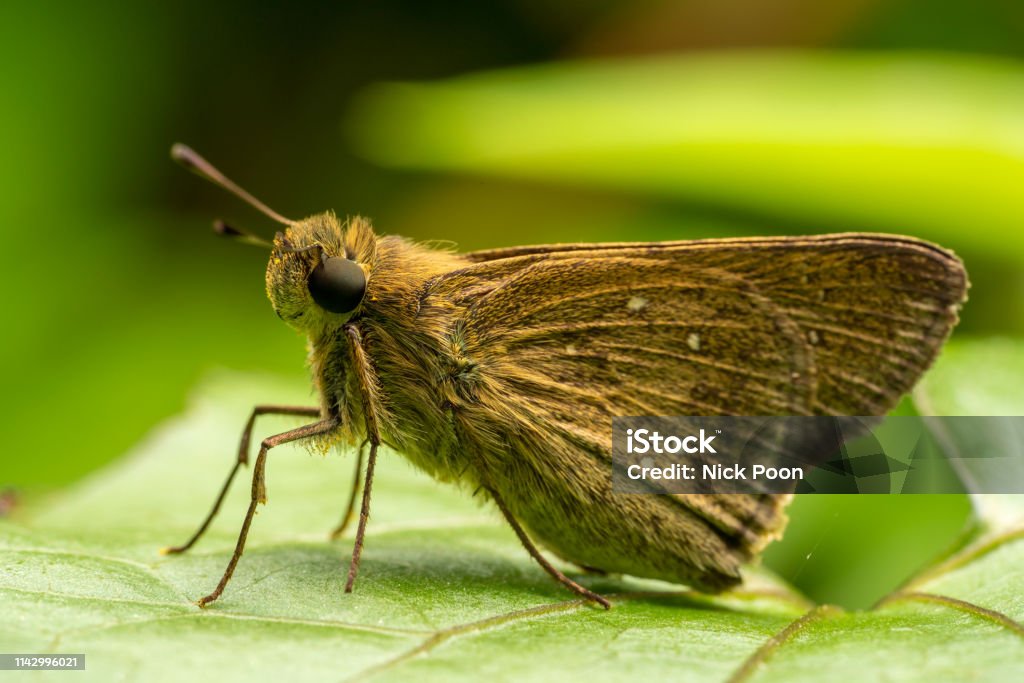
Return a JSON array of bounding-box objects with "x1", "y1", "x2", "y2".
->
[
  {"x1": 627, "y1": 296, "x2": 648, "y2": 312},
  {"x1": 687, "y1": 333, "x2": 701, "y2": 351}
]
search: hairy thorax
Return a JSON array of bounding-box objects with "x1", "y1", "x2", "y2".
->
[{"x1": 304, "y1": 229, "x2": 479, "y2": 487}]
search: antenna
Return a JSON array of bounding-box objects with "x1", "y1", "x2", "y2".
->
[
  {"x1": 213, "y1": 219, "x2": 274, "y2": 248},
  {"x1": 171, "y1": 143, "x2": 295, "y2": 226}
]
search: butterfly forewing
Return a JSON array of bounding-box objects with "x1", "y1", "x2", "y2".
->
[{"x1": 461, "y1": 234, "x2": 967, "y2": 415}]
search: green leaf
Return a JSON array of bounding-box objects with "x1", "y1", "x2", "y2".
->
[
  {"x1": 346, "y1": 51, "x2": 1024, "y2": 260},
  {"x1": 3, "y1": 367, "x2": 1023, "y2": 681},
  {"x1": 914, "y1": 338, "x2": 1024, "y2": 532}
]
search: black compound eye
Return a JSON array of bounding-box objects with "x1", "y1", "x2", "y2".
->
[{"x1": 307, "y1": 256, "x2": 366, "y2": 314}]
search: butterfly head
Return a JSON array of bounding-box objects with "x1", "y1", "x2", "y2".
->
[
  {"x1": 266, "y1": 213, "x2": 377, "y2": 330},
  {"x1": 170, "y1": 144, "x2": 376, "y2": 332}
]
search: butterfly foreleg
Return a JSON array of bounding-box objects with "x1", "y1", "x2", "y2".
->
[
  {"x1": 342, "y1": 324, "x2": 383, "y2": 593},
  {"x1": 196, "y1": 416, "x2": 340, "y2": 607},
  {"x1": 162, "y1": 404, "x2": 321, "y2": 556}
]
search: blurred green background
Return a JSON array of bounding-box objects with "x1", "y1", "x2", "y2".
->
[{"x1": 2, "y1": 0, "x2": 1022, "y2": 609}]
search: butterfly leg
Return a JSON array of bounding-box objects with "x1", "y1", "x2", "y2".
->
[
  {"x1": 196, "y1": 417, "x2": 339, "y2": 607},
  {"x1": 162, "y1": 405, "x2": 320, "y2": 555},
  {"x1": 343, "y1": 439, "x2": 378, "y2": 592},
  {"x1": 487, "y1": 486, "x2": 611, "y2": 609},
  {"x1": 342, "y1": 325, "x2": 383, "y2": 593},
  {"x1": 329, "y1": 439, "x2": 367, "y2": 540}
]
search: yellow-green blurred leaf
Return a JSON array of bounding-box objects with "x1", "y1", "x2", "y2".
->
[{"x1": 348, "y1": 51, "x2": 1024, "y2": 259}]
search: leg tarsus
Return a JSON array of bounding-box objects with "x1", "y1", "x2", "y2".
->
[
  {"x1": 487, "y1": 486, "x2": 611, "y2": 609},
  {"x1": 162, "y1": 404, "x2": 319, "y2": 556},
  {"x1": 329, "y1": 440, "x2": 367, "y2": 540},
  {"x1": 161, "y1": 460, "x2": 243, "y2": 555},
  {"x1": 196, "y1": 417, "x2": 337, "y2": 607},
  {"x1": 344, "y1": 439, "x2": 379, "y2": 593}
]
